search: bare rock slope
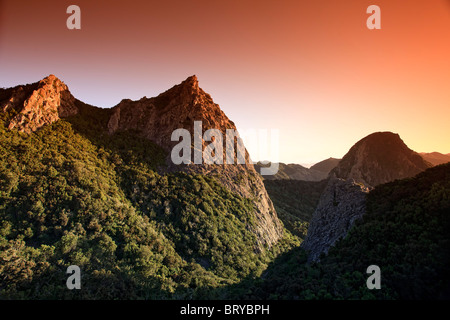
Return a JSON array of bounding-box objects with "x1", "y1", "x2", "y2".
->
[
  {"x1": 331, "y1": 132, "x2": 431, "y2": 188},
  {"x1": 301, "y1": 178, "x2": 369, "y2": 262},
  {"x1": 1, "y1": 75, "x2": 78, "y2": 133}
]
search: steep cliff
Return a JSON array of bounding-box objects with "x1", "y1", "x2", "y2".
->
[
  {"x1": 303, "y1": 132, "x2": 432, "y2": 262},
  {"x1": 107, "y1": 75, "x2": 283, "y2": 249},
  {"x1": 301, "y1": 177, "x2": 369, "y2": 262},
  {"x1": 1, "y1": 75, "x2": 78, "y2": 133}
]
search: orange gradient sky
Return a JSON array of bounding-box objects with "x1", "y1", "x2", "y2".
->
[{"x1": 1, "y1": 0, "x2": 449, "y2": 164}]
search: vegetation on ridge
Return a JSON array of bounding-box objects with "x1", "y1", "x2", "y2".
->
[{"x1": 0, "y1": 108, "x2": 298, "y2": 299}]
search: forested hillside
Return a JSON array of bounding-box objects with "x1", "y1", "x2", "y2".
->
[
  {"x1": 0, "y1": 108, "x2": 298, "y2": 299},
  {"x1": 263, "y1": 179, "x2": 327, "y2": 239}
]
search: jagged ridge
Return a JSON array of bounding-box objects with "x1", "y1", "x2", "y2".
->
[
  {"x1": 106, "y1": 75, "x2": 283, "y2": 249},
  {"x1": 1, "y1": 75, "x2": 78, "y2": 133},
  {"x1": 0, "y1": 74, "x2": 283, "y2": 250}
]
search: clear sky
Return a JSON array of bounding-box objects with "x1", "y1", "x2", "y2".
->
[{"x1": 1, "y1": 0, "x2": 449, "y2": 164}]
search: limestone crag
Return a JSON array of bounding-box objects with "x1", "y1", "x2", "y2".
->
[
  {"x1": 301, "y1": 177, "x2": 369, "y2": 262},
  {"x1": 1, "y1": 75, "x2": 78, "y2": 133}
]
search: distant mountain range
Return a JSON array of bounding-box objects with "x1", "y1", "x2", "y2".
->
[
  {"x1": 310, "y1": 158, "x2": 341, "y2": 173},
  {"x1": 420, "y1": 152, "x2": 450, "y2": 166},
  {"x1": 253, "y1": 162, "x2": 327, "y2": 181},
  {"x1": 253, "y1": 157, "x2": 340, "y2": 182},
  {"x1": 255, "y1": 141, "x2": 446, "y2": 186}
]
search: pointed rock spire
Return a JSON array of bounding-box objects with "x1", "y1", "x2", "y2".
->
[{"x1": 2, "y1": 74, "x2": 78, "y2": 133}]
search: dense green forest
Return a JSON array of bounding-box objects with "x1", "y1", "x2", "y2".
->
[
  {"x1": 221, "y1": 163, "x2": 450, "y2": 299},
  {"x1": 0, "y1": 105, "x2": 298, "y2": 299},
  {"x1": 263, "y1": 179, "x2": 327, "y2": 239}
]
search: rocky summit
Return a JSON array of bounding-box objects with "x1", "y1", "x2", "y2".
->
[
  {"x1": 107, "y1": 75, "x2": 283, "y2": 249},
  {"x1": 1, "y1": 75, "x2": 78, "y2": 133},
  {"x1": 330, "y1": 132, "x2": 431, "y2": 187}
]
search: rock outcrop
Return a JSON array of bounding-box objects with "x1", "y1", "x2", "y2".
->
[
  {"x1": 330, "y1": 132, "x2": 431, "y2": 187},
  {"x1": 301, "y1": 177, "x2": 369, "y2": 262},
  {"x1": 303, "y1": 132, "x2": 432, "y2": 262},
  {"x1": 107, "y1": 75, "x2": 283, "y2": 249},
  {"x1": 1, "y1": 75, "x2": 78, "y2": 133}
]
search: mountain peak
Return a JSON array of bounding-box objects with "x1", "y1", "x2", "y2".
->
[
  {"x1": 330, "y1": 131, "x2": 431, "y2": 187},
  {"x1": 420, "y1": 152, "x2": 450, "y2": 166},
  {"x1": 38, "y1": 74, "x2": 72, "y2": 92},
  {"x1": 105, "y1": 75, "x2": 283, "y2": 249},
  {"x1": 361, "y1": 131, "x2": 400, "y2": 141},
  {"x1": 163, "y1": 74, "x2": 201, "y2": 98},
  {"x1": 108, "y1": 76, "x2": 283, "y2": 249},
  {"x1": 168, "y1": 75, "x2": 199, "y2": 92},
  {"x1": 1, "y1": 75, "x2": 78, "y2": 133},
  {"x1": 42, "y1": 73, "x2": 59, "y2": 82},
  {"x1": 1, "y1": 74, "x2": 283, "y2": 251},
  {"x1": 108, "y1": 75, "x2": 232, "y2": 145},
  {"x1": 183, "y1": 74, "x2": 198, "y2": 86}
]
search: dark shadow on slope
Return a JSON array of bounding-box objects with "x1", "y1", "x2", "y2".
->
[
  {"x1": 264, "y1": 179, "x2": 328, "y2": 239},
  {"x1": 66, "y1": 100, "x2": 167, "y2": 170},
  {"x1": 195, "y1": 163, "x2": 450, "y2": 300}
]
